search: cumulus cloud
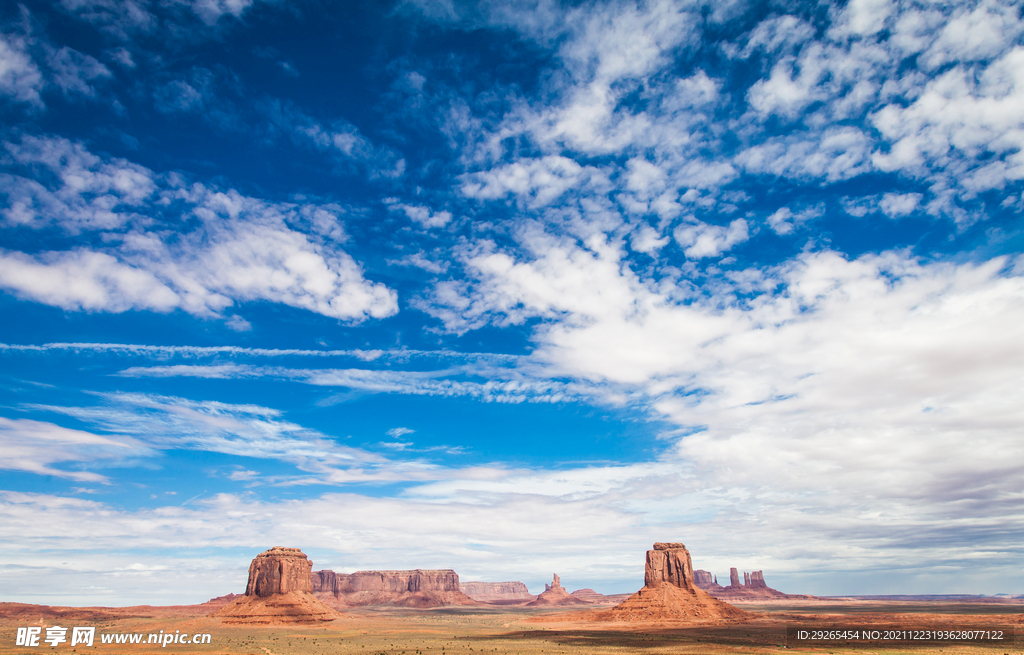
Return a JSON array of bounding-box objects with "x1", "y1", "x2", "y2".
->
[
  {"x1": 767, "y1": 204, "x2": 824, "y2": 235},
  {"x1": 1, "y1": 136, "x2": 156, "y2": 231},
  {"x1": 0, "y1": 136, "x2": 398, "y2": 321},
  {"x1": 461, "y1": 156, "x2": 594, "y2": 207},
  {"x1": 879, "y1": 192, "x2": 922, "y2": 217},
  {"x1": 674, "y1": 219, "x2": 749, "y2": 258},
  {"x1": 0, "y1": 249, "x2": 179, "y2": 311},
  {"x1": 390, "y1": 203, "x2": 452, "y2": 228},
  {"x1": 630, "y1": 223, "x2": 669, "y2": 254},
  {"x1": 872, "y1": 46, "x2": 1024, "y2": 199}
]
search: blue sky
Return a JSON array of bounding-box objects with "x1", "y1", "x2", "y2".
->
[{"x1": 1, "y1": 0, "x2": 1024, "y2": 605}]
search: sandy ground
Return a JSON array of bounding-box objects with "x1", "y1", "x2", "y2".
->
[{"x1": 1, "y1": 599, "x2": 1022, "y2": 654}]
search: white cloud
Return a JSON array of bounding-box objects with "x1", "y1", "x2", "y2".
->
[
  {"x1": 0, "y1": 249, "x2": 180, "y2": 312},
  {"x1": 190, "y1": 0, "x2": 254, "y2": 25},
  {"x1": 461, "y1": 156, "x2": 591, "y2": 207},
  {"x1": 0, "y1": 31, "x2": 43, "y2": 104},
  {"x1": 0, "y1": 136, "x2": 398, "y2": 321},
  {"x1": 115, "y1": 363, "x2": 595, "y2": 405},
  {"x1": 879, "y1": 192, "x2": 922, "y2": 217},
  {"x1": 0, "y1": 417, "x2": 148, "y2": 482},
  {"x1": 747, "y1": 50, "x2": 824, "y2": 120},
  {"x1": 736, "y1": 127, "x2": 874, "y2": 181},
  {"x1": 432, "y1": 0, "x2": 1024, "y2": 226},
  {"x1": 674, "y1": 218, "x2": 749, "y2": 258},
  {"x1": 2, "y1": 136, "x2": 156, "y2": 231},
  {"x1": 45, "y1": 45, "x2": 111, "y2": 97},
  {"x1": 832, "y1": 0, "x2": 894, "y2": 37},
  {"x1": 58, "y1": 0, "x2": 156, "y2": 39},
  {"x1": 0, "y1": 340, "x2": 516, "y2": 363},
  {"x1": 262, "y1": 99, "x2": 405, "y2": 176},
  {"x1": 871, "y1": 46, "x2": 1024, "y2": 197},
  {"x1": 920, "y1": 1, "x2": 1024, "y2": 70},
  {"x1": 767, "y1": 204, "x2": 824, "y2": 235},
  {"x1": 390, "y1": 251, "x2": 449, "y2": 274},
  {"x1": 730, "y1": 15, "x2": 815, "y2": 58},
  {"x1": 630, "y1": 223, "x2": 669, "y2": 254},
  {"x1": 30, "y1": 393, "x2": 446, "y2": 485},
  {"x1": 392, "y1": 203, "x2": 452, "y2": 228}
]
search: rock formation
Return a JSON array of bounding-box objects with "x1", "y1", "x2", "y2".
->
[
  {"x1": 213, "y1": 547, "x2": 340, "y2": 624},
  {"x1": 569, "y1": 589, "x2": 633, "y2": 604},
  {"x1": 693, "y1": 570, "x2": 714, "y2": 587},
  {"x1": 312, "y1": 569, "x2": 476, "y2": 608},
  {"x1": 526, "y1": 574, "x2": 590, "y2": 606},
  {"x1": 460, "y1": 581, "x2": 535, "y2": 604},
  {"x1": 693, "y1": 567, "x2": 811, "y2": 599},
  {"x1": 246, "y1": 547, "x2": 313, "y2": 596},
  {"x1": 604, "y1": 543, "x2": 747, "y2": 622}
]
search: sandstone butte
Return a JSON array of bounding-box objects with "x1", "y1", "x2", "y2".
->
[
  {"x1": 525, "y1": 574, "x2": 591, "y2": 607},
  {"x1": 312, "y1": 569, "x2": 477, "y2": 608},
  {"x1": 460, "y1": 581, "x2": 536, "y2": 603},
  {"x1": 600, "y1": 543, "x2": 749, "y2": 622},
  {"x1": 212, "y1": 547, "x2": 341, "y2": 625},
  {"x1": 694, "y1": 566, "x2": 813, "y2": 600}
]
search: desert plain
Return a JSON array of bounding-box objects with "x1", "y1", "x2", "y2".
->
[
  {"x1": 3, "y1": 544, "x2": 1020, "y2": 655},
  {"x1": 2, "y1": 598, "x2": 1023, "y2": 655}
]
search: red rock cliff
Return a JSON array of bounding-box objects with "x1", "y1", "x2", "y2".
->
[
  {"x1": 644, "y1": 542, "x2": 696, "y2": 590},
  {"x1": 214, "y1": 547, "x2": 339, "y2": 625},
  {"x1": 606, "y1": 542, "x2": 747, "y2": 622},
  {"x1": 246, "y1": 547, "x2": 313, "y2": 597},
  {"x1": 311, "y1": 569, "x2": 476, "y2": 607}
]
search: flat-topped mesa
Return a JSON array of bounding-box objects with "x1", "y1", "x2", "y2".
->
[
  {"x1": 693, "y1": 570, "x2": 714, "y2": 587},
  {"x1": 311, "y1": 569, "x2": 476, "y2": 608},
  {"x1": 460, "y1": 581, "x2": 535, "y2": 603},
  {"x1": 749, "y1": 570, "x2": 767, "y2": 589},
  {"x1": 246, "y1": 547, "x2": 313, "y2": 597},
  {"x1": 644, "y1": 542, "x2": 696, "y2": 591}
]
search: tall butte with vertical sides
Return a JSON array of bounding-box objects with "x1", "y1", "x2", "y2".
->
[
  {"x1": 606, "y1": 543, "x2": 748, "y2": 622},
  {"x1": 213, "y1": 547, "x2": 340, "y2": 624}
]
